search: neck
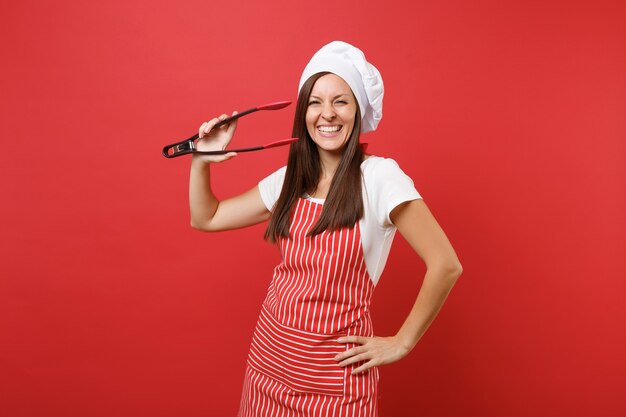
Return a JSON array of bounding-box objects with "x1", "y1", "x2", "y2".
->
[{"x1": 318, "y1": 150, "x2": 341, "y2": 181}]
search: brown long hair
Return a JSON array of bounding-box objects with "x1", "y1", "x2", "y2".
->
[{"x1": 264, "y1": 72, "x2": 364, "y2": 243}]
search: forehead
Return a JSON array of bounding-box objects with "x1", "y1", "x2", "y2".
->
[{"x1": 310, "y1": 73, "x2": 353, "y2": 96}]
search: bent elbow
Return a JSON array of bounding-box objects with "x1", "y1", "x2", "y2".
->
[
  {"x1": 447, "y1": 259, "x2": 463, "y2": 276},
  {"x1": 443, "y1": 265, "x2": 462, "y2": 286},
  {"x1": 190, "y1": 219, "x2": 210, "y2": 232},
  {"x1": 431, "y1": 261, "x2": 463, "y2": 280},
  {"x1": 452, "y1": 263, "x2": 463, "y2": 279}
]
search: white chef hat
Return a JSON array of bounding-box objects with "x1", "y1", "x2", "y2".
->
[{"x1": 298, "y1": 41, "x2": 384, "y2": 133}]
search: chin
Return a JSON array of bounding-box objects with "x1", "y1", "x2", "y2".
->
[{"x1": 317, "y1": 142, "x2": 349, "y2": 154}]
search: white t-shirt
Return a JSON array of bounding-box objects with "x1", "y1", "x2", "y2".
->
[{"x1": 258, "y1": 156, "x2": 422, "y2": 286}]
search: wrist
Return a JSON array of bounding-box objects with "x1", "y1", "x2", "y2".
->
[
  {"x1": 394, "y1": 332, "x2": 417, "y2": 353},
  {"x1": 191, "y1": 154, "x2": 212, "y2": 167}
]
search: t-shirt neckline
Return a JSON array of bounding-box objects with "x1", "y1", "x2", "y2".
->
[
  {"x1": 303, "y1": 193, "x2": 325, "y2": 204},
  {"x1": 302, "y1": 157, "x2": 377, "y2": 205}
]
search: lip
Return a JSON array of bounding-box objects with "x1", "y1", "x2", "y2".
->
[{"x1": 316, "y1": 125, "x2": 343, "y2": 137}]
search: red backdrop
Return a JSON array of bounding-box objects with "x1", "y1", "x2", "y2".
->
[{"x1": 1, "y1": 0, "x2": 624, "y2": 416}]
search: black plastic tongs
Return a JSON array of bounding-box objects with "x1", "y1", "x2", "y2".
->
[{"x1": 162, "y1": 101, "x2": 296, "y2": 158}]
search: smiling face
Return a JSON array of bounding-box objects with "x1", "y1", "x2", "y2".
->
[{"x1": 305, "y1": 73, "x2": 358, "y2": 156}]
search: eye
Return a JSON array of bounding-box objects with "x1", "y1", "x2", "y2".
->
[
  {"x1": 335, "y1": 100, "x2": 348, "y2": 105},
  {"x1": 308, "y1": 100, "x2": 320, "y2": 106}
]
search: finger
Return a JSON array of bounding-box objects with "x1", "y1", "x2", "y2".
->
[
  {"x1": 338, "y1": 336, "x2": 368, "y2": 345},
  {"x1": 198, "y1": 122, "x2": 208, "y2": 139},
  {"x1": 202, "y1": 117, "x2": 220, "y2": 136},
  {"x1": 213, "y1": 113, "x2": 229, "y2": 131},
  {"x1": 338, "y1": 352, "x2": 370, "y2": 367},
  {"x1": 216, "y1": 152, "x2": 237, "y2": 162},
  {"x1": 226, "y1": 110, "x2": 238, "y2": 134},
  {"x1": 199, "y1": 119, "x2": 214, "y2": 138},
  {"x1": 199, "y1": 152, "x2": 237, "y2": 164},
  {"x1": 351, "y1": 360, "x2": 375, "y2": 375},
  {"x1": 335, "y1": 346, "x2": 365, "y2": 361}
]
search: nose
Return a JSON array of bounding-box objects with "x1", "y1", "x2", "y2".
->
[{"x1": 321, "y1": 102, "x2": 336, "y2": 120}]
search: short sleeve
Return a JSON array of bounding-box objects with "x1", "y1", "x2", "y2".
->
[
  {"x1": 367, "y1": 158, "x2": 422, "y2": 226},
  {"x1": 258, "y1": 166, "x2": 287, "y2": 212}
]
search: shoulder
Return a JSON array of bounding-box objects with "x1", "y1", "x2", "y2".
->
[
  {"x1": 266, "y1": 165, "x2": 288, "y2": 177},
  {"x1": 362, "y1": 155, "x2": 411, "y2": 184},
  {"x1": 362, "y1": 155, "x2": 422, "y2": 225},
  {"x1": 258, "y1": 165, "x2": 287, "y2": 211},
  {"x1": 259, "y1": 165, "x2": 287, "y2": 185}
]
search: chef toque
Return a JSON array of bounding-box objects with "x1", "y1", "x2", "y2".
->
[{"x1": 298, "y1": 41, "x2": 384, "y2": 133}]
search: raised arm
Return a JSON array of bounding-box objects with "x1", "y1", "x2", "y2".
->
[{"x1": 189, "y1": 113, "x2": 271, "y2": 232}]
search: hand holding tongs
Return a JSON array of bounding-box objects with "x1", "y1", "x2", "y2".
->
[{"x1": 162, "y1": 100, "x2": 296, "y2": 158}]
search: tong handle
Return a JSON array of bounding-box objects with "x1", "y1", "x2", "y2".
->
[
  {"x1": 162, "y1": 108, "x2": 262, "y2": 158},
  {"x1": 194, "y1": 146, "x2": 263, "y2": 155},
  {"x1": 162, "y1": 134, "x2": 199, "y2": 158}
]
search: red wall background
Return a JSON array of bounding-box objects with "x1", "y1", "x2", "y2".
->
[{"x1": 1, "y1": 1, "x2": 624, "y2": 416}]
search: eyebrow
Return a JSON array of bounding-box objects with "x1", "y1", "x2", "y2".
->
[{"x1": 309, "y1": 94, "x2": 350, "y2": 100}]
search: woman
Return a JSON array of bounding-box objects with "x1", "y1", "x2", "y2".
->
[{"x1": 189, "y1": 41, "x2": 462, "y2": 416}]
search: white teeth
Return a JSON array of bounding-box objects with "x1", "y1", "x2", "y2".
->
[{"x1": 318, "y1": 125, "x2": 341, "y2": 133}]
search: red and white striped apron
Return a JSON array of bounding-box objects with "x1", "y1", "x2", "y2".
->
[{"x1": 238, "y1": 197, "x2": 379, "y2": 416}]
